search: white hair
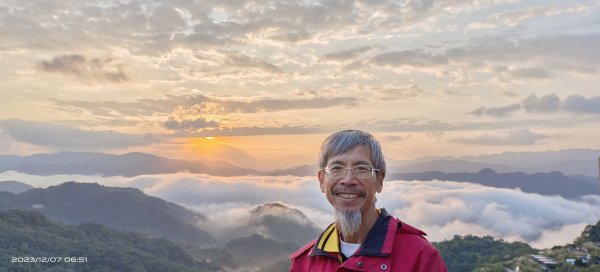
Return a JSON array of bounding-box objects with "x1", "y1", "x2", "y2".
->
[{"x1": 335, "y1": 209, "x2": 362, "y2": 238}]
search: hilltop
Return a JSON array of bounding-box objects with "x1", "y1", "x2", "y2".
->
[
  {"x1": 0, "y1": 182, "x2": 215, "y2": 246},
  {"x1": 0, "y1": 181, "x2": 34, "y2": 194}
]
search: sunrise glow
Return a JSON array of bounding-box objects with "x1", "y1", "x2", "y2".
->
[{"x1": 0, "y1": 0, "x2": 598, "y2": 169}]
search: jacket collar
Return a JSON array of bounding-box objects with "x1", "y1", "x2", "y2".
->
[{"x1": 309, "y1": 208, "x2": 399, "y2": 258}]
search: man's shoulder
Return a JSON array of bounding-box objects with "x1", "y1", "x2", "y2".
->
[
  {"x1": 394, "y1": 218, "x2": 426, "y2": 236},
  {"x1": 393, "y1": 219, "x2": 438, "y2": 248},
  {"x1": 289, "y1": 239, "x2": 317, "y2": 260}
]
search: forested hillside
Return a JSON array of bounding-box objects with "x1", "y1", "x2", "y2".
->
[
  {"x1": 0, "y1": 210, "x2": 219, "y2": 272},
  {"x1": 434, "y1": 220, "x2": 600, "y2": 272},
  {"x1": 434, "y1": 235, "x2": 536, "y2": 271}
]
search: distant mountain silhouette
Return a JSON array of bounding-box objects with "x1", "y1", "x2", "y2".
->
[
  {"x1": 267, "y1": 150, "x2": 600, "y2": 178},
  {"x1": 265, "y1": 160, "x2": 518, "y2": 177},
  {"x1": 0, "y1": 182, "x2": 215, "y2": 246},
  {"x1": 2, "y1": 149, "x2": 598, "y2": 178},
  {"x1": 0, "y1": 180, "x2": 34, "y2": 194},
  {"x1": 391, "y1": 159, "x2": 517, "y2": 174},
  {"x1": 266, "y1": 164, "x2": 317, "y2": 176},
  {"x1": 392, "y1": 149, "x2": 600, "y2": 176},
  {"x1": 388, "y1": 168, "x2": 600, "y2": 199},
  {"x1": 0, "y1": 151, "x2": 259, "y2": 177}
]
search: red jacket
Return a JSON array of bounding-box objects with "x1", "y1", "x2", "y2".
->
[{"x1": 289, "y1": 209, "x2": 447, "y2": 272}]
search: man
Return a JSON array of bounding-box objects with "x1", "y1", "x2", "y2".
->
[{"x1": 290, "y1": 130, "x2": 447, "y2": 272}]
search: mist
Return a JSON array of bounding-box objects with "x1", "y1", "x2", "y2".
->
[{"x1": 1, "y1": 171, "x2": 599, "y2": 248}]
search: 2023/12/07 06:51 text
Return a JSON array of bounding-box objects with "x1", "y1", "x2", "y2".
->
[{"x1": 11, "y1": 256, "x2": 88, "y2": 263}]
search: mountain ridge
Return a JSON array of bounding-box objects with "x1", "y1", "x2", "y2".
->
[
  {"x1": 0, "y1": 180, "x2": 34, "y2": 194},
  {"x1": 2, "y1": 149, "x2": 599, "y2": 177},
  {"x1": 0, "y1": 182, "x2": 216, "y2": 246},
  {"x1": 0, "y1": 209, "x2": 219, "y2": 272},
  {"x1": 0, "y1": 151, "x2": 260, "y2": 177},
  {"x1": 388, "y1": 168, "x2": 600, "y2": 199}
]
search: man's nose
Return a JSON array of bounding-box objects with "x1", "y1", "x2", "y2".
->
[{"x1": 339, "y1": 169, "x2": 358, "y2": 185}]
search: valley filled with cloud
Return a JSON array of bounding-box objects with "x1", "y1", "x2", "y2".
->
[{"x1": 2, "y1": 170, "x2": 598, "y2": 249}]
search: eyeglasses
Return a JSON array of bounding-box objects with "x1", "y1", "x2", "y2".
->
[{"x1": 322, "y1": 164, "x2": 380, "y2": 180}]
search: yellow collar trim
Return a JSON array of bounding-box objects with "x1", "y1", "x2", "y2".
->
[{"x1": 317, "y1": 223, "x2": 340, "y2": 253}]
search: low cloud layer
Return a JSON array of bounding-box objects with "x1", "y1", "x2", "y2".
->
[
  {"x1": 2, "y1": 171, "x2": 599, "y2": 249},
  {"x1": 0, "y1": 119, "x2": 155, "y2": 150}
]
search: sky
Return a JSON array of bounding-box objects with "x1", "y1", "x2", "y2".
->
[{"x1": 1, "y1": 0, "x2": 600, "y2": 171}]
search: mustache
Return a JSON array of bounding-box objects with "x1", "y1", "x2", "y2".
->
[{"x1": 332, "y1": 188, "x2": 366, "y2": 197}]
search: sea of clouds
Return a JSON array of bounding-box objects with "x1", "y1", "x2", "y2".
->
[{"x1": 2, "y1": 171, "x2": 599, "y2": 249}]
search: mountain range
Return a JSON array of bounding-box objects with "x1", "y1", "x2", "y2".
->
[
  {"x1": 1, "y1": 150, "x2": 598, "y2": 200},
  {"x1": 0, "y1": 180, "x2": 34, "y2": 194},
  {"x1": 0, "y1": 181, "x2": 318, "y2": 271},
  {"x1": 388, "y1": 168, "x2": 600, "y2": 199},
  {"x1": 387, "y1": 148, "x2": 600, "y2": 176},
  {"x1": 2, "y1": 181, "x2": 599, "y2": 272},
  {"x1": 0, "y1": 151, "x2": 259, "y2": 177},
  {"x1": 2, "y1": 149, "x2": 599, "y2": 177},
  {"x1": 0, "y1": 182, "x2": 215, "y2": 246}
]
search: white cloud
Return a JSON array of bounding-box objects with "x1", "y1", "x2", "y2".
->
[
  {"x1": 163, "y1": 117, "x2": 219, "y2": 132},
  {"x1": 382, "y1": 180, "x2": 600, "y2": 248},
  {"x1": 469, "y1": 93, "x2": 600, "y2": 118},
  {"x1": 507, "y1": 67, "x2": 554, "y2": 80},
  {"x1": 469, "y1": 3, "x2": 595, "y2": 30},
  {"x1": 1, "y1": 171, "x2": 599, "y2": 249},
  {"x1": 563, "y1": 95, "x2": 600, "y2": 114},
  {"x1": 55, "y1": 94, "x2": 358, "y2": 118},
  {"x1": 522, "y1": 94, "x2": 561, "y2": 113},
  {"x1": 40, "y1": 54, "x2": 129, "y2": 83},
  {"x1": 469, "y1": 104, "x2": 521, "y2": 117},
  {"x1": 451, "y1": 129, "x2": 548, "y2": 146}
]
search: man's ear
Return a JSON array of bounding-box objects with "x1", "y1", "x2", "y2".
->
[
  {"x1": 376, "y1": 171, "x2": 385, "y2": 193},
  {"x1": 318, "y1": 170, "x2": 325, "y2": 193}
]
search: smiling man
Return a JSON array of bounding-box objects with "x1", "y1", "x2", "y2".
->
[{"x1": 290, "y1": 130, "x2": 447, "y2": 272}]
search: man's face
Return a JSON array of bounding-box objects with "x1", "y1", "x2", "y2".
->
[{"x1": 318, "y1": 145, "x2": 383, "y2": 213}]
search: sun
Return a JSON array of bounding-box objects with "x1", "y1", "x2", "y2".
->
[{"x1": 185, "y1": 137, "x2": 223, "y2": 155}]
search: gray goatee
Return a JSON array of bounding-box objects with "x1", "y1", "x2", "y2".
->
[{"x1": 335, "y1": 209, "x2": 362, "y2": 238}]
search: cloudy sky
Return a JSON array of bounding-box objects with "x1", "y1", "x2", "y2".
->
[{"x1": 1, "y1": 0, "x2": 600, "y2": 169}]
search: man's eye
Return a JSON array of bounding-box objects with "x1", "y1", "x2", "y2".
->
[
  {"x1": 354, "y1": 166, "x2": 370, "y2": 173},
  {"x1": 330, "y1": 166, "x2": 344, "y2": 172}
]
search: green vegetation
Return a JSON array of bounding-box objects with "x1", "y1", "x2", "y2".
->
[
  {"x1": 434, "y1": 219, "x2": 600, "y2": 272},
  {"x1": 4, "y1": 181, "x2": 600, "y2": 272},
  {"x1": 434, "y1": 235, "x2": 536, "y2": 272},
  {"x1": 224, "y1": 233, "x2": 298, "y2": 267},
  {"x1": 575, "y1": 220, "x2": 600, "y2": 244},
  {"x1": 545, "y1": 220, "x2": 600, "y2": 272},
  {"x1": 0, "y1": 210, "x2": 220, "y2": 272},
  {"x1": 0, "y1": 182, "x2": 215, "y2": 246}
]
